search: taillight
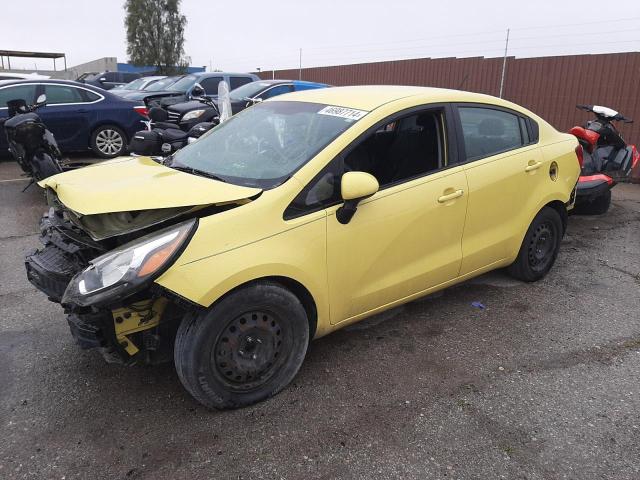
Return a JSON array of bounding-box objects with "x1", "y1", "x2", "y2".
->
[
  {"x1": 575, "y1": 145, "x2": 584, "y2": 168},
  {"x1": 133, "y1": 106, "x2": 149, "y2": 118}
]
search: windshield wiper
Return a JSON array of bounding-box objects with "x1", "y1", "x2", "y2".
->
[{"x1": 169, "y1": 164, "x2": 228, "y2": 183}]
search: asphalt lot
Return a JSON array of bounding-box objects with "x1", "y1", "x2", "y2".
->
[{"x1": 1, "y1": 159, "x2": 639, "y2": 480}]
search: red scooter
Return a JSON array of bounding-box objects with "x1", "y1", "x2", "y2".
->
[{"x1": 570, "y1": 104, "x2": 639, "y2": 214}]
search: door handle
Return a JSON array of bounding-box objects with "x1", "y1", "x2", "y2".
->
[
  {"x1": 525, "y1": 161, "x2": 542, "y2": 172},
  {"x1": 437, "y1": 189, "x2": 464, "y2": 203}
]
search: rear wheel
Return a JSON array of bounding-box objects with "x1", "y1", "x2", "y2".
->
[
  {"x1": 174, "y1": 282, "x2": 309, "y2": 409},
  {"x1": 577, "y1": 190, "x2": 611, "y2": 215},
  {"x1": 90, "y1": 125, "x2": 126, "y2": 158},
  {"x1": 508, "y1": 207, "x2": 563, "y2": 282}
]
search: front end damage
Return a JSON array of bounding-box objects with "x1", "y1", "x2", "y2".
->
[
  {"x1": 24, "y1": 201, "x2": 197, "y2": 365},
  {"x1": 25, "y1": 188, "x2": 254, "y2": 365}
]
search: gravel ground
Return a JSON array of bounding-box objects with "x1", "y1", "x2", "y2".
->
[{"x1": 1, "y1": 160, "x2": 639, "y2": 480}]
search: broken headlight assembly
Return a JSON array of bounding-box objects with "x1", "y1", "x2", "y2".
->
[{"x1": 62, "y1": 219, "x2": 197, "y2": 307}]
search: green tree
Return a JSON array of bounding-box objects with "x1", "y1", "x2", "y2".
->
[{"x1": 124, "y1": 0, "x2": 188, "y2": 74}]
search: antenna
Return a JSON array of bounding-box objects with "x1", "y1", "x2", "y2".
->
[{"x1": 499, "y1": 28, "x2": 510, "y2": 98}]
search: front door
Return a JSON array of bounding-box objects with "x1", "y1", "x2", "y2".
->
[{"x1": 323, "y1": 107, "x2": 468, "y2": 323}]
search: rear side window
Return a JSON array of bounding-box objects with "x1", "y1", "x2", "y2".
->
[
  {"x1": 199, "y1": 76, "x2": 223, "y2": 94},
  {"x1": 123, "y1": 73, "x2": 139, "y2": 82},
  {"x1": 230, "y1": 76, "x2": 253, "y2": 90},
  {"x1": 458, "y1": 107, "x2": 525, "y2": 160},
  {"x1": 44, "y1": 85, "x2": 85, "y2": 104},
  {"x1": 0, "y1": 85, "x2": 37, "y2": 107},
  {"x1": 82, "y1": 90, "x2": 101, "y2": 102}
]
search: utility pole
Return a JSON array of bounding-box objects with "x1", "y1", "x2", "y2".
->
[
  {"x1": 298, "y1": 48, "x2": 302, "y2": 80},
  {"x1": 499, "y1": 28, "x2": 510, "y2": 99}
]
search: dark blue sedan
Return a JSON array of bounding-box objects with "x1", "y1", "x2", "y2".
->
[{"x1": 0, "y1": 79, "x2": 149, "y2": 158}]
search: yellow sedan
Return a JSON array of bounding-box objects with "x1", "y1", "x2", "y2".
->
[{"x1": 31, "y1": 86, "x2": 580, "y2": 409}]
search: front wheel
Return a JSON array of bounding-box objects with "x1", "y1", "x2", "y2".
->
[
  {"x1": 174, "y1": 282, "x2": 310, "y2": 409},
  {"x1": 90, "y1": 125, "x2": 126, "y2": 158},
  {"x1": 508, "y1": 207, "x2": 563, "y2": 282}
]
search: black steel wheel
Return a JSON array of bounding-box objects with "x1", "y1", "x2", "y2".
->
[
  {"x1": 174, "y1": 282, "x2": 310, "y2": 409},
  {"x1": 508, "y1": 206, "x2": 563, "y2": 282},
  {"x1": 212, "y1": 310, "x2": 287, "y2": 391}
]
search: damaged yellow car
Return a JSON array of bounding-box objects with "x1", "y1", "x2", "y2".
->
[{"x1": 27, "y1": 86, "x2": 580, "y2": 409}]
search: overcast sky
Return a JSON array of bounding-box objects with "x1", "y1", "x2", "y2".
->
[{"x1": 2, "y1": 0, "x2": 639, "y2": 73}]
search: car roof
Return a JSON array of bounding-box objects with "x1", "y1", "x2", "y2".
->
[
  {"x1": 192, "y1": 72, "x2": 258, "y2": 77},
  {"x1": 274, "y1": 85, "x2": 517, "y2": 111}
]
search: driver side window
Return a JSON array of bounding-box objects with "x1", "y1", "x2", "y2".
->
[{"x1": 284, "y1": 108, "x2": 448, "y2": 219}]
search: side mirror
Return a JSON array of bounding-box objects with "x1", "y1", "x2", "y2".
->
[
  {"x1": 191, "y1": 83, "x2": 205, "y2": 98},
  {"x1": 99, "y1": 77, "x2": 107, "y2": 82},
  {"x1": 36, "y1": 94, "x2": 47, "y2": 105},
  {"x1": 337, "y1": 171, "x2": 379, "y2": 224}
]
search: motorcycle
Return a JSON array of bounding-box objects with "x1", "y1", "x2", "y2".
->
[
  {"x1": 0, "y1": 94, "x2": 63, "y2": 184},
  {"x1": 570, "y1": 104, "x2": 639, "y2": 214},
  {"x1": 129, "y1": 83, "x2": 220, "y2": 158}
]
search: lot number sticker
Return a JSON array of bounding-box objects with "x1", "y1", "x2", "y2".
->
[{"x1": 318, "y1": 106, "x2": 368, "y2": 121}]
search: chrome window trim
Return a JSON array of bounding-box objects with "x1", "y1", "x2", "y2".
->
[{"x1": 0, "y1": 82, "x2": 105, "y2": 109}]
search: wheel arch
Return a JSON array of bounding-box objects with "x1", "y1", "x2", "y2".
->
[
  {"x1": 89, "y1": 121, "x2": 130, "y2": 144},
  {"x1": 207, "y1": 276, "x2": 318, "y2": 340},
  {"x1": 544, "y1": 199, "x2": 568, "y2": 234}
]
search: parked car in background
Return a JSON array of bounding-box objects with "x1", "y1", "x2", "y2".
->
[
  {"x1": 0, "y1": 79, "x2": 149, "y2": 158},
  {"x1": 81, "y1": 71, "x2": 143, "y2": 90},
  {"x1": 110, "y1": 76, "x2": 166, "y2": 94},
  {"x1": 75, "y1": 72, "x2": 98, "y2": 82},
  {"x1": 118, "y1": 72, "x2": 260, "y2": 106},
  {"x1": 165, "y1": 79, "x2": 329, "y2": 130},
  {"x1": 27, "y1": 86, "x2": 580, "y2": 409}
]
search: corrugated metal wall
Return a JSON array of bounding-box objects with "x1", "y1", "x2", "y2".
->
[{"x1": 257, "y1": 52, "x2": 640, "y2": 142}]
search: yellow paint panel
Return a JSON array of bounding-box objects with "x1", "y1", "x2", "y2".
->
[{"x1": 39, "y1": 156, "x2": 261, "y2": 215}]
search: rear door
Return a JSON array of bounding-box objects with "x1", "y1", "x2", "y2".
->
[
  {"x1": 454, "y1": 104, "x2": 547, "y2": 275},
  {"x1": 0, "y1": 83, "x2": 37, "y2": 150},
  {"x1": 38, "y1": 84, "x2": 98, "y2": 150}
]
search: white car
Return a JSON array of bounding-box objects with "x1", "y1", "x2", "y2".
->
[
  {"x1": 0, "y1": 72, "x2": 50, "y2": 80},
  {"x1": 110, "y1": 76, "x2": 167, "y2": 94}
]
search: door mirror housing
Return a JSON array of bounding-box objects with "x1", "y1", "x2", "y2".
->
[
  {"x1": 36, "y1": 94, "x2": 47, "y2": 105},
  {"x1": 190, "y1": 83, "x2": 206, "y2": 99},
  {"x1": 337, "y1": 171, "x2": 379, "y2": 224}
]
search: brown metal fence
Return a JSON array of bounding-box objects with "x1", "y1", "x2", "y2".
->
[{"x1": 257, "y1": 52, "x2": 640, "y2": 143}]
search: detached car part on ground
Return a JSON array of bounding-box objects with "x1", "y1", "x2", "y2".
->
[
  {"x1": 26, "y1": 86, "x2": 580, "y2": 409},
  {"x1": 570, "y1": 104, "x2": 638, "y2": 214}
]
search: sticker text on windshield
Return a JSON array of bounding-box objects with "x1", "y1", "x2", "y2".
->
[{"x1": 317, "y1": 106, "x2": 368, "y2": 121}]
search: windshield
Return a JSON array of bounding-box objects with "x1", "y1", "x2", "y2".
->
[
  {"x1": 229, "y1": 81, "x2": 273, "y2": 101},
  {"x1": 145, "y1": 76, "x2": 179, "y2": 91},
  {"x1": 167, "y1": 75, "x2": 198, "y2": 92},
  {"x1": 120, "y1": 78, "x2": 146, "y2": 90},
  {"x1": 170, "y1": 101, "x2": 367, "y2": 188}
]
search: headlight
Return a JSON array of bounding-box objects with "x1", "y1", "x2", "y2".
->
[
  {"x1": 181, "y1": 109, "x2": 206, "y2": 121},
  {"x1": 62, "y1": 219, "x2": 197, "y2": 307}
]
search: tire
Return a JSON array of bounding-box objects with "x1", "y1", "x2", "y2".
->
[
  {"x1": 90, "y1": 125, "x2": 127, "y2": 158},
  {"x1": 581, "y1": 190, "x2": 612, "y2": 215},
  {"x1": 507, "y1": 207, "x2": 563, "y2": 282},
  {"x1": 174, "y1": 282, "x2": 310, "y2": 409}
]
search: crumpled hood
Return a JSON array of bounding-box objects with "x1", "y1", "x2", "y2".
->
[{"x1": 39, "y1": 156, "x2": 262, "y2": 216}]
